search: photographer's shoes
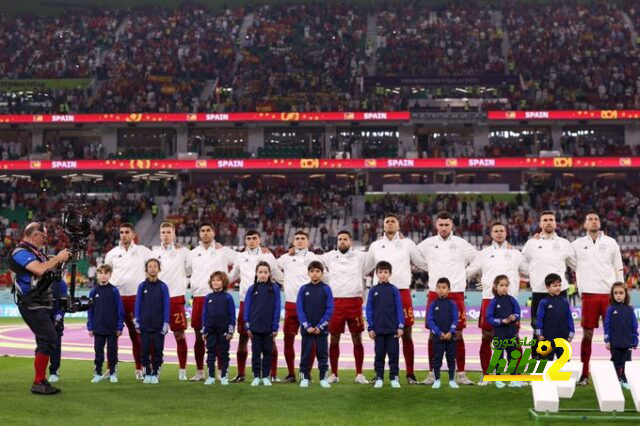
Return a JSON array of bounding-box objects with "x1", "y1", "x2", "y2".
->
[{"x1": 31, "y1": 380, "x2": 60, "y2": 395}]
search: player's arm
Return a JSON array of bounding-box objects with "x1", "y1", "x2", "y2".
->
[
  {"x1": 612, "y1": 241, "x2": 624, "y2": 282},
  {"x1": 466, "y1": 251, "x2": 483, "y2": 280},
  {"x1": 565, "y1": 242, "x2": 577, "y2": 271},
  {"x1": 162, "y1": 284, "x2": 170, "y2": 324},
  {"x1": 267, "y1": 253, "x2": 284, "y2": 283},
  {"x1": 461, "y1": 239, "x2": 478, "y2": 266},
  {"x1": 243, "y1": 285, "x2": 253, "y2": 328},
  {"x1": 317, "y1": 285, "x2": 334, "y2": 332},
  {"x1": 228, "y1": 263, "x2": 240, "y2": 284},
  {"x1": 363, "y1": 246, "x2": 376, "y2": 275},
  {"x1": 272, "y1": 284, "x2": 281, "y2": 333},
  {"x1": 184, "y1": 248, "x2": 193, "y2": 277},
  {"x1": 409, "y1": 240, "x2": 429, "y2": 272},
  {"x1": 201, "y1": 296, "x2": 209, "y2": 335},
  {"x1": 632, "y1": 311, "x2": 639, "y2": 349}
]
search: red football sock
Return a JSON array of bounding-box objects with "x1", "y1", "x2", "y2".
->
[
  {"x1": 237, "y1": 347, "x2": 248, "y2": 376},
  {"x1": 270, "y1": 343, "x2": 278, "y2": 377},
  {"x1": 194, "y1": 338, "x2": 205, "y2": 370},
  {"x1": 403, "y1": 337, "x2": 415, "y2": 376},
  {"x1": 284, "y1": 334, "x2": 296, "y2": 376},
  {"x1": 581, "y1": 337, "x2": 592, "y2": 378},
  {"x1": 330, "y1": 342, "x2": 340, "y2": 376},
  {"x1": 480, "y1": 337, "x2": 492, "y2": 374},
  {"x1": 456, "y1": 338, "x2": 466, "y2": 372},
  {"x1": 176, "y1": 338, "x2": 188, "y2": 369},
  {"x1": 428, "y1": 339, "x2": 434, "y2": 371},
  {"x1": 34, "y1": 352, "x2": 49, "y2": 384},
  {"x1": 354, "y1": 343, "x2": 364, "y2": 375}
]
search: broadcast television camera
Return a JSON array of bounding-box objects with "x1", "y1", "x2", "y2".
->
[{"x1": 58, "y1": 202, "x2": 92, "y2": 313}]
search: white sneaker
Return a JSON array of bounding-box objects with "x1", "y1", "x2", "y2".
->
[
  {"x1": 204, "y1": 377, "x2": 215, "y2": 385},
  {"x1": 135, "y1": 370, "x2": 144, "y2": 380},
  {"x1": 143, "y1": 375, "x2": 152, "y2": 384},
  {"x1": 477, "y1": 375, "x2": 489, "y2": 386},
  {"x1": 189, "y1": 371, "x2": 205, "y2": 382},
  {"x1": 509, "y1": 381, "x2": 522, "y2": 388},
  {"x1": 178, "y1": 369, "x2": 187, "y2": 381},
  {"x1": 449, "y1": 380, "x2": 460, "y2": 389},
  {"x1": 456, "y1": 372, "x2": 474, "y2": 385},
  {"x1": 91, "y1": 374, "x2": 102, "y2": 383},
  {"x1": 319, "y1": 379, "x2": 331, "y2": 388},
  {"x1": 327, "y1": 373, "x2": 339, "y2": 384},
  {"x1": 354, "y1": 374, "x2": 369, "y2": 384},
  {"x1": 390, "y1": 379, "x2": 401, "y2": 388},
  {"x1": 250, "y1": 378, "x2": 261, "y2": 386},
  {"x1": 262, "y1": 378, "x2": 272, "y2": 386},
  {"x1": 109, "y1": 374, "x2": 118, "y2": 383},
  {"x1": 300, "y1": 379, "x2": 310, "y2": 388},
  {"x1": 374, "y1": 379, "x2": 383, "y2": 388},
  {"x1": 220, "y1": 377, "x2": 229, "y2": 386},
  {"x1": 150, "y1": 375, "x2": 159, "y2": 384},
  {"x1": 495, "y1": 381, "x2": 505, "y2": 389},
  {"x1": 420, "y1": 371, "x2": 435, "y2": 385},
  {"x1": 48, "y1": 374, "x2": 60, "y2": 383}
]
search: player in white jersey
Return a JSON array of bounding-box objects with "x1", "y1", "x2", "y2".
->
[
  {"x1": 321, "y1": 230, "x2": 369, "y2": 385},
  {"x1": 104, "y1": 223, "x2": 152, "y2": 380},
  {"x1": 277, "y1": 230, "x2": 321, "y2": 383},
  {"x1": 188, "y1": 222, "x2": 237, "y2": 381},
  {"x1": 228, "y1": 230, "x2": 282, "y2": 383},
  {"x1": 521, "y1": 211, "x2": 576, "y2": 345},
  {"x1": 363, "y1": 213, "x2": 429, "y2": 385},
  {"x1": 151, "y1": 222, "x2": 192, "y2": 381},
  {"x1": 571, "y1": 211, "x2": 624, "y2": 385},
  {"x1": 466, "y1": 221, "x2": 526, "y2": 385},
  {"x1": 417, "y1": 211, "x2": 477, "y2": 385}
]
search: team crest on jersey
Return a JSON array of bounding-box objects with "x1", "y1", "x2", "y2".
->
[
  {"x1": 449, "y1": 243, "x2": 457, "y2": 251},
  {"x1": 552, "y1": 242, "x2": 561, "y2": 251},
  {"x1": 598, "y1": 245, "x2": 607, "y2": 253},
  {"x1": 504, "y1": 252, "x2": 511, "y2": 259}
]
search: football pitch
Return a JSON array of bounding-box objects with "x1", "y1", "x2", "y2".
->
[{"x1": 0, "y1": 318, "x2": 637, "y2": 425}]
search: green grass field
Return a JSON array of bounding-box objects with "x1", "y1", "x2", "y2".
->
[{"x1": 1, "y1": 318, "x2": 638, "y2": 425}]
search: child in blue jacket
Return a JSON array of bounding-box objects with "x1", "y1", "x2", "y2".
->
[
  {"x1": 297, "y1": 261, "x2": 334, "y2": 388},
  {"x1": 366, "y1": 261, "x2": 405, "y2": 389},
  {"x1": 604, "y1": 282, "x2": 639, "y2": 389},
  {"x1": 244, "y1": 261, "x2": 281, "y2": 387},
  {"x1": 427, "y1": 277, "x2": 459, "y2": 390},
  {"x1": 536, "y1": 273, "x2": 575, "y2": 360},
  {"x1": 486, "y1": 275, "x2": 521, "y2": 389},
  {"x1": 202, "y1": 271, "x2": 235, "y2": 386},
  {"x1": 87, "y1": 264, "x2": 125, "y2": 383},
  {"x1": 134, "y1": 258, "x2": 170, "y2": 384}
]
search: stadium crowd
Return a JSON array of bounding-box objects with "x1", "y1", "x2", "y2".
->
[{"x1": 2, "y1": 1, "x2": 640, "y2": 113}]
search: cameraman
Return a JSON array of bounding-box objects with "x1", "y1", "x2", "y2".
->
[{"x1": 9, "y1": 222, "x2": 71, "y2": 395}]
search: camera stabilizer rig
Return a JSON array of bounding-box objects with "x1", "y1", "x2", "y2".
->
[{"x1": 58, "y1": 201, "x2": 93, "y2": 313}]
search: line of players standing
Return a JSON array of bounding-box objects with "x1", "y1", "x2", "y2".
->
[{"x1": 95, "y1": 209, "x2": 628, "y2": 386}]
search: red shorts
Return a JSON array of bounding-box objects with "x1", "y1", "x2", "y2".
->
[
  {"x1": 426, "y1": 291, "x2": 466, "y2": 330},
  {"x1": 121, "y1": 295, "x2": 136, "y2": 330},
  {"x1": 479, "y1": 299, "x2": 493, "y2": 331},
  {"x1": 283, "y1": 302, "x2": 300, "y2": 335},
  {"x1": 169, "y1": 296, "x2": 187, "y2": 332},
  {"x1": 399, "y1": 289, "x2": 415, "y2": 327},
  {"x1": 329, "y1": 297, "x2": 365, "y2": 335},
  {"x1": 191, "y1": 296, "x2": 204, "y2": 330},
  {"x1": 581, "y1": 293, "x2": 610, "y2": 329},
  {"x1": 237, "y1": 301, "x2": 247, "y2": 336}
]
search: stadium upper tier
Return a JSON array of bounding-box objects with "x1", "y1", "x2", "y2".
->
[{"x1": 1, "y1": 1, "x2": 640, "y2": 114}]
